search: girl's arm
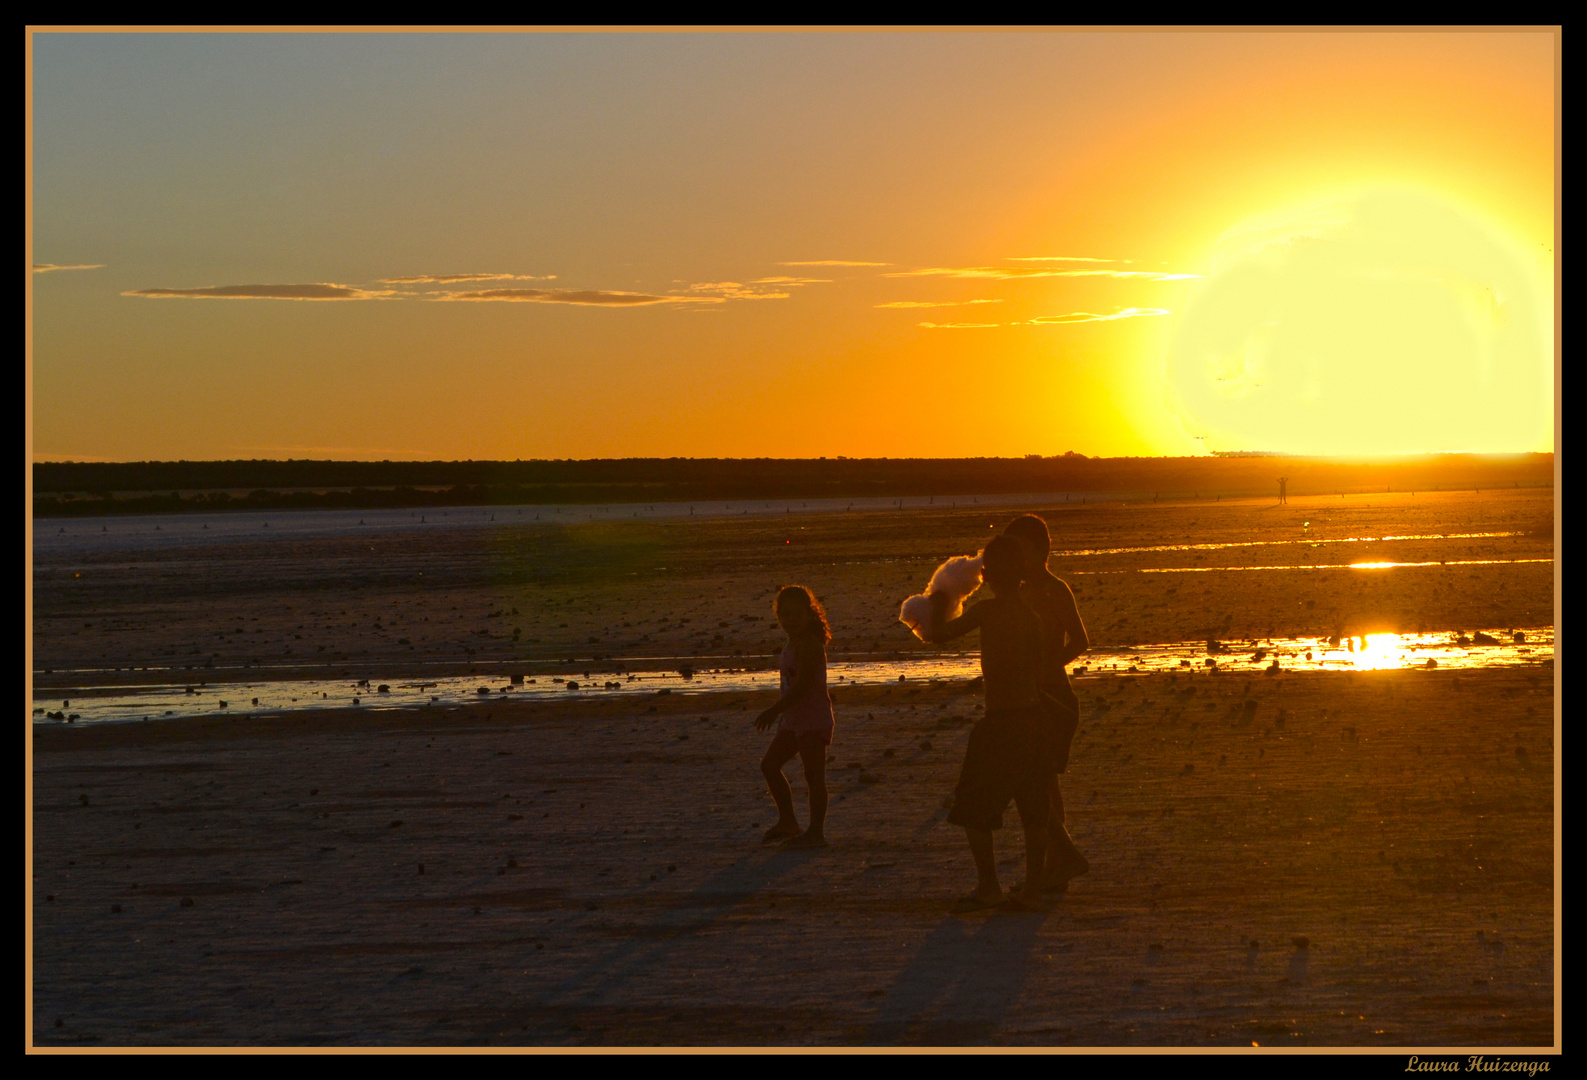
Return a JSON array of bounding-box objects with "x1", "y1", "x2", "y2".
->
[
  {"x1": 1049, "y1": 575, "x2": 1089, "y2": 666},
  {"x1": 922, "y1": 590, "x2": 984, "y2": 644},
  {"x1": 754, "y1": 635, "x2": 826, "y2": 730}
]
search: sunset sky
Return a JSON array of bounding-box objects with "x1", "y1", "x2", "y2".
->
[{"x1": 28, "y1": 30, "x2": 1557, "y2": 462}]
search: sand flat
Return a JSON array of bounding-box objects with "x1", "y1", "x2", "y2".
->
[
  {"x1": 32, "y1": 665, "x2": 1554, "y2": 1046},
  {"x1": 31, "y1": 487, "x2": 1556, "y2": 1046}
]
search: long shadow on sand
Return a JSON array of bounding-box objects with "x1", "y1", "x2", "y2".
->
[
  {"x1": 865, "y1": 909, "x2": 1049, "y2": 1045},
  {"x1": 531, "y1": 845, "x2": 815, "y2": 1011}
]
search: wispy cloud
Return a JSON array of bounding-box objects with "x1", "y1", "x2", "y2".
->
[
  {"x1": 684, "y1": 282, "x2": 791, "y2": 301},
  {"x1": 379, "y1": 272, "x2": 556, "y2": 284},
  {"x1": 436, "y1": 287, "x2": 720, "y2": 306},
  {"x1": 124, "y1": 283, "x2": 391, "y2": 300},
  {"x1": 877, "y1": 298, "x2": 1004, "y2": 309},
  {"x1": 748, "y1": 276, "x2": 831, "y2": 285},
  {"x1": 1027, "y1": 307, "x2": 1171, "y2": 324},
  {"x1": 33, "y1": 263, "x2": 105, "y2": 273},
  {"x1": 887, "y1": 266, "x2": 1197, "y2": 281},
  {"x1": 777, "y1": 260, "x2": 891, "y2": 267},
  {"x1": 915, "y1": 306, "x2": 1172, "y2": 329},
  {"x1": 1006, "y1": 255, "x2": 1123, "y2": 263}
]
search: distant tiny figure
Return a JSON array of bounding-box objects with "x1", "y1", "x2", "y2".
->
[
  {"x1": 924, "y1": 535, "x2": 1051, "y2": 913},
  {"x1": 1278, "y1": 477, "x2": 1289, "y2": 505},
  {"x1": 755, "y1": 585, "x2": 834, "y2": 848}
]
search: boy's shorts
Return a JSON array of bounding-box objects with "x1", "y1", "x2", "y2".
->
[{"x1": 946, "y1": 705, "x2": 1052, "y2": 831}]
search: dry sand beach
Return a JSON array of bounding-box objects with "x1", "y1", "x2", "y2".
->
[{"x1": 29, "y1": 488, "x2": 1557, "y2": 1047}]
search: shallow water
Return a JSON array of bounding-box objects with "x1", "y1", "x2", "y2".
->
[{"x1": 31, "y1": 627, "x2": 1553, "y2": 727}]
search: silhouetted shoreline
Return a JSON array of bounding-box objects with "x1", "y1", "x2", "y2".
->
[{"x1": 32, "y1": 454, "x2": 1553, "y2": 517}]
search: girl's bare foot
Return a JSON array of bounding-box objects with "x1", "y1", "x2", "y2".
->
[
  {"x1": 762, "y1": 821, "x2": 801, "y2": 843},
  {"x1": 949, "y1": 885, "x2": 1005, "y2": 914},
  {"x1": 1003, "y1": 882, "x2": 1045, "y2": 911},
  {"x1": 1042, "y1": 848, "x2": 1090, "y2": 892}
]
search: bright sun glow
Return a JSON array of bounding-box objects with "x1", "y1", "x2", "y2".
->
[{"x1": 1166, "y1": 191, "x2": 1550, "y2": 456}]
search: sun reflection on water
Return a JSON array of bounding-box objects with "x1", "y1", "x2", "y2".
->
[{"x1": 1350, "y1": 633, "x2": 1415, "y2": 670}]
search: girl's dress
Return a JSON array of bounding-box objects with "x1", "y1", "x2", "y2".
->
[{"x1": 778, "y1": 639, "x2": 836, "y2": 745}]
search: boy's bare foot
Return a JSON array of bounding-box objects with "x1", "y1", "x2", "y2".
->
[
  {"x1": 762, "y1": 822, "x2": 801, "y2": 843},
  {"x1": 949, "y1": 886, "x2": 1004, "y2": 914},
  {"x1": 1003, "y1": 882, "x2": 1046, "y2": 911},
  {"x1": 783, "y1": 832, "x2": 827, "y2": 849}
]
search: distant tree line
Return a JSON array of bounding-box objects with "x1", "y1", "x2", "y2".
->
[{"x1": 31, "y1": 454, "x2": 1554, "y2": 517}]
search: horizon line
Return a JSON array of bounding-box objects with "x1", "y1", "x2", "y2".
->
[{"x1": 32, "y1": 451, "x2": 1556, "y2": 466}]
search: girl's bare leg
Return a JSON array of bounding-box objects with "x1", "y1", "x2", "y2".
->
[
  {"x1": 1044, "y1": 777, "x2": 1089, "y2": 887},
  {"x1": 796, "y1": 736, "x2": 828, "y2": 840},
  {"x1": 964, "y1": 827, "x2": 1002, "y2": 901},
  {"x1": 760, "y1": 734, "x2": 801, "y2": 841},
  {"x1": 1010, "y1": 823, "x2": 1049, "y2": 907}
]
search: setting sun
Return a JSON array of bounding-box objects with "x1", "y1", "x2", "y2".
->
[{"x1": 1166, "y1": 190, "x2": 1550, "y2": 456}]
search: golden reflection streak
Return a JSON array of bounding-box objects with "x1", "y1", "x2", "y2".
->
[
  {"x1": 1083, "y1": 558, "x2": 1551, "y2": 576},
  {"x1": 1055, "y1": 530, "x2": 1523, "y2": 559}
]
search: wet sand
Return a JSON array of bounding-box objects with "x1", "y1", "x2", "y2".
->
[
  {"x1": 32, "y1": 488, "x2": 1554, "y2": 689},
  {"x1": 32, "y1": 666, "x2": 1554, "y2": 1047}
]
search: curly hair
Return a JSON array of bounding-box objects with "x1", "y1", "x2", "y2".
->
[{"x1": 775, "y1": 584, "x2": 832, "y2": 644}]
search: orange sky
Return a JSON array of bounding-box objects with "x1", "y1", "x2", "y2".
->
[{"x1": 29, "y1": 30, "x2": 1557, "y2": 461}]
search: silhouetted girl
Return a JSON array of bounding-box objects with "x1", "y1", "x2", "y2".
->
[{"x1": 755, "y1": 585, "x2": 834, "y2": 847}]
